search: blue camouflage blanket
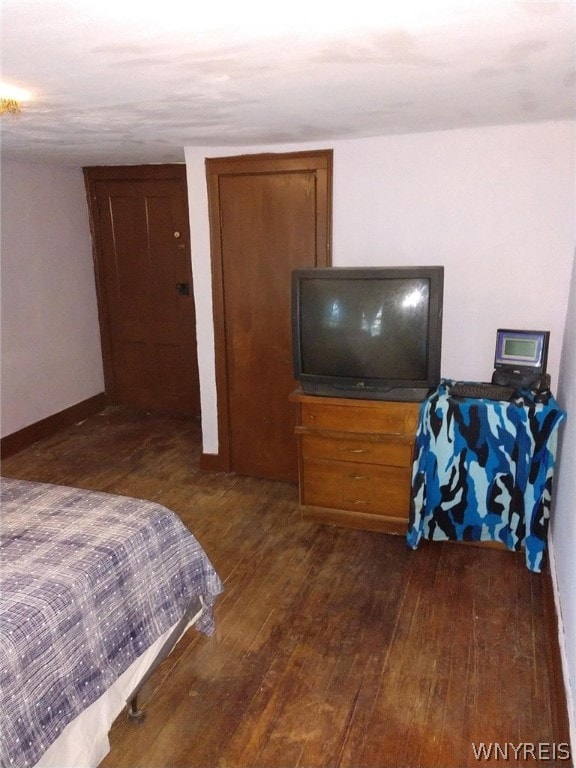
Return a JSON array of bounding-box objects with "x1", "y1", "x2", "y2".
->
[
  {"x1": 0, "y1": 478, "x2": 223, "y2": 768},
  {"x1": 407, "y1": 380, "x2": 566, "y2": 572}
]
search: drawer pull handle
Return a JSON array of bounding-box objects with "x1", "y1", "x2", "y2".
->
[
  {"x1": 350, "y1": 475, "x2": 368, "y2": 480},
  {"x1": 344, "y1": 448, "x2": 366, "y2": 454}
]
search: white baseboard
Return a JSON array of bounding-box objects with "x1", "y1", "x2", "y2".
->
[{"x1": 547, "y1": 537, "x2": 576, "y2": 753}]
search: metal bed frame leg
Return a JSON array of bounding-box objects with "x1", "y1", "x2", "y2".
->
[
  {"x1": 125, "y1": 596, "x2": 204, "y2": 723},
  {"x1": 127, "y1": 695, "x2": 146, "y2": 722}
]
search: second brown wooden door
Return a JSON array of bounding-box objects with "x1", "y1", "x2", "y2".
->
[{"x1": 207, "y1": 151, "x2": 333, "y2": 483}]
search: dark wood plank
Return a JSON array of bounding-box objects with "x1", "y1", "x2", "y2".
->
[{"x1": 1, "y1": 407, "x2": 571, "y2": 768}]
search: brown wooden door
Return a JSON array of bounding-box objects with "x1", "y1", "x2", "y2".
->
[
  {"x1": 207, "y1": 151, "x2": 332, "y2": 483},
  {"x1": 84, "y1": 165, "x2": 200, "y2": 417}
]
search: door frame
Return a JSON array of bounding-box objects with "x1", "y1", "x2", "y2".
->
[
  {"x1": 83, "y1": 163, "x2": 193, "y2": 406},
  {"x1": 204, "y1": 150, "x2": 333, "y2": 472}
]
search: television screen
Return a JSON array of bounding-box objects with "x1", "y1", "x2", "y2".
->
[{"x1": 292, "y1": 267, "x2": 444, "y2": 401}]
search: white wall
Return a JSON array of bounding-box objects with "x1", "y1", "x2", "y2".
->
[
  {"x1": 0, "y1": 160, "x2": 105, "y2": 437},
  {"x1": 185, "y1": 120, "x2": 575, "y2": 454},
  {"x1": 551, "y1": 249, "x2": 576, "y2": 748}
]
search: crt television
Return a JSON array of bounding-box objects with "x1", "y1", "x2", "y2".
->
[{"x1": 291, "y1": 266, "x2": 444, "y2": 402}]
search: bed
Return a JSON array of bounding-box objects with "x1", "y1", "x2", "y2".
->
[{"x1": 0, "y1": 477, "x2": 223, "y2": 768}]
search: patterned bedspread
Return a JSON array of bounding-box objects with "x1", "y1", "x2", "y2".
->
[{"x1": 0, "y1": 478, "x2": 223, "y2": 768}]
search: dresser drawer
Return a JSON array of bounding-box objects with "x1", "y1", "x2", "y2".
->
[
  {"x1": 300, "y1": 400, "x2": 419, "y2": 435},
  {"x1": 302, "y1": 459, "x2": 411, "y2": 517},
  {"x1": 301, "y1": 433, "x2": 414, "y2": 468},
  {"x1": 291, "y1": 392, "x2": 419, "y2": 532}
]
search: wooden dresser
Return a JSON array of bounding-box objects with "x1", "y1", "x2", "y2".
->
[{"x1": 290, "y1": 392, "x2": 420, "y2": 534}]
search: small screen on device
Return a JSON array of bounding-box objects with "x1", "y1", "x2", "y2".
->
[{"x1": 503, "y1": 339, "x2": 537, "y2": 358}]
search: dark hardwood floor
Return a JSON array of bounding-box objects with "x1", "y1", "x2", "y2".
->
[{"x1": 1, "y1": 407, "x2": 571, "y2": 768}]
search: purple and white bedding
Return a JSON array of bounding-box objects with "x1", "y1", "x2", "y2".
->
[{"x1": 0, "y1": 478, "x2": 223, "y2": 768}]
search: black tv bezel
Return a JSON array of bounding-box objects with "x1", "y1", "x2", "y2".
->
[{"x1": 291, "y1": 266, "x2": 444, "y2": 402}]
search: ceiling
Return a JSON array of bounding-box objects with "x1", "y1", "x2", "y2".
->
[{"x1": 1, "y1": 1, "x2": 575, "y2": 167}]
